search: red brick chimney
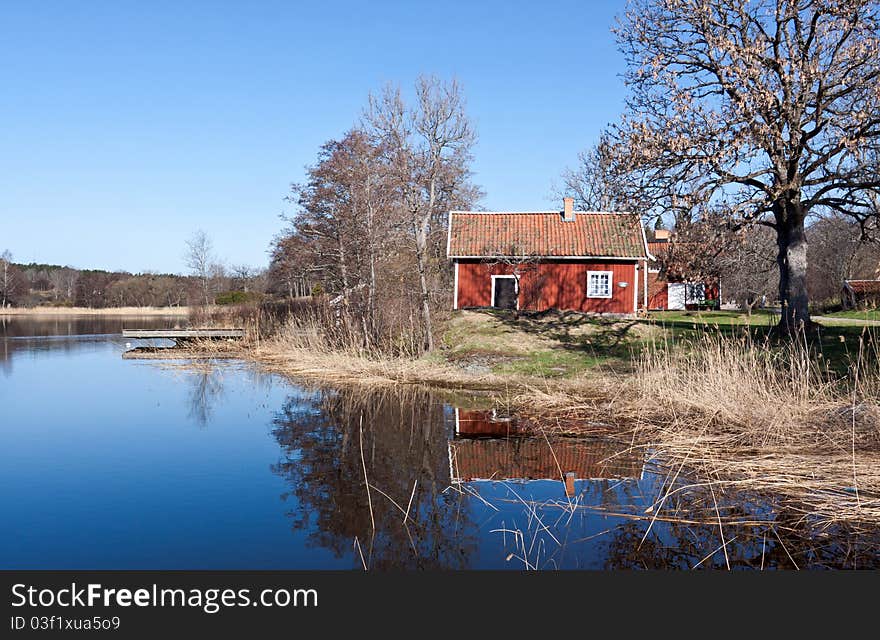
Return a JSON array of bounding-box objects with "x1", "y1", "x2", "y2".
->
[{"x1": 562, "y1": 197, "x2": 575, "y2": 222}]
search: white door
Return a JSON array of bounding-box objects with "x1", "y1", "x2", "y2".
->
[{"x1": 667, "y1": 283, "x2": 686, "y2": 310}]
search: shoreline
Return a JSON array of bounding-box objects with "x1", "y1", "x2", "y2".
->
[
  {"x1": 246, "y1": 341, "x2": 594, "y2": 395},
  {"x1": 114, "y1": 306, "x2": 880, "y2": 531},
  {"x1": 234, "y1": 338, "x2": 880, "y2": 530},
  {"x1": 1, "y1": 306, "x2": 191, "y2": 316}
]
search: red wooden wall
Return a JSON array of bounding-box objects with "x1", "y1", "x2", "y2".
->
[
  {"x1": 647, "y1": 271, "x2": 668, "y2": 310},
  {"x1": 455, "y1": 259, "x2": 639, "y2": 314}
]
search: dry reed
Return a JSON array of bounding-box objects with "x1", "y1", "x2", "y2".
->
[{"x1": 629, "y1": 330, "x2": 880, "y2": 528}]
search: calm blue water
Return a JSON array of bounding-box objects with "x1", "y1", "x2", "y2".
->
[{"x1": 1, "y1": 316, "x2": 867, "y2": 569}]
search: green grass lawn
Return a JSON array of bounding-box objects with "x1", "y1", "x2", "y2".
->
[
  {"x1": 646, "y1": 309, "x2": 779, "y2": 327},
  {"x1": 818, "y1": 308, "x2": 880, "y2": 322},
  {"x1": 439, "y1": 310, "x2": 646, "y2": 378},
  {"x1": 646, "y1": 309, "x2": 880, "y2": 375},
  {"x1": 439, "y1": 309, "x2": 880, "y2": 381}
]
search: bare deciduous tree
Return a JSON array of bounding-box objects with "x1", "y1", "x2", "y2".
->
[
  {"x1": 608, "y1": 0, "x2": 880, "y2": 332},
  {"x1": 185, "y1": 230, "x2": 215, "y2": 306},
  {"x1": 561, "y1": 136, "x2": 627, "y2": 211},
  {"x1": 0, "y1": 250, "x2": 27, "y2": 308},
  {"x1": 48, "y1": 267, "x2": 79, "y2": 303},
  {"x1": 0, "y1": 250, "x2": 12, "y2": 308},
  {"x1": 230, "y1": 264, "x2": 264, "y2": 293},
  {"x1": 366, "y1": 76, "x2": 481, "y2": 350},
  {"x1": 807, "y1": 214, "x2": 880, "y2": 304},
  {"x1": 280, "y1": 129, "x2": 404, "y2": 347},
  {"x1": 716, "y1": 225, "x2": 779, "y2": 313}
]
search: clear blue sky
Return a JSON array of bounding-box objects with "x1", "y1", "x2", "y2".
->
[{"x1": 0, "y1": 0, "x2": 628, "y2": 274}]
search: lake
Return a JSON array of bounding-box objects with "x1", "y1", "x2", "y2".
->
[{"x1": 1, "y1": 315, "x2": 873, "y2": 569}]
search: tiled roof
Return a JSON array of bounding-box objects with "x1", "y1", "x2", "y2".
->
[
  {"x1": 448, "y1": 211, "x2": 648, "y2": 258},
  {"x1": 647, "y1": 241, "x2": 671, "y2": 256},
  {"x1": 449, "y1": 436, "x2": 644, "y2": 482},
  {"x1": 845, "y1": 280, "x2": 880, "y2": 294}
]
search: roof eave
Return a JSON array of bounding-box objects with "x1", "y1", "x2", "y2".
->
[{"x1": 449, "y1": 254, "x2": 647, "y2": 261}]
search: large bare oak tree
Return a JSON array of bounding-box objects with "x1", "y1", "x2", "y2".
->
[{"x1": 609, "y1": 0, "x2": 880, "y2": 331}]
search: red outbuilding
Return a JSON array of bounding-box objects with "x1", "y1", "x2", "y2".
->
[
  {"x1": 645, "y1": 231, "x2": 721, "y2": 310},
  {"x1": 447, "y1": 198, "x2": 652, "y2": 315}
]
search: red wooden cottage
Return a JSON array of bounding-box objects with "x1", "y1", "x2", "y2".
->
[{"x1": 447, "y1": 198, "x2": 652, "y2": 315}]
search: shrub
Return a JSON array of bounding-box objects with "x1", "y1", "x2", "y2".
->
[{"x1": 215, "y1": 290, "x2": 262, "y2": 306}]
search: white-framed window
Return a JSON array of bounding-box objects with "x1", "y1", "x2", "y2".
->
[
  {"x1": 686, "y1": 282, "x2": 706, "y2": 304},
  {"x1": 587, "y1": 270, "x2": 613, "y2": 298}
]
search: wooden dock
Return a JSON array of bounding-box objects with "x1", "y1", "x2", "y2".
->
[{"x1": 122, "y1": 329, "x2": 245, "y2": 340}]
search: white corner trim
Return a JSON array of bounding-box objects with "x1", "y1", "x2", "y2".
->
[
  {"x1": 633, "y1": 262, "x2": 639, "y2": 313},
  {"x1": 490, "y1": 274, "x2": 519, "y2": 309},
  {"x1": 641, "y1": 224, "x2": 656, "y2": 261},
  {"x1": 446, "y1": 212, "x2": 454, "y2": 258},
  {"x1": 453, "y1": 261, "x2": 459, "y2": 310},
  {"x1": 448, "y1": 441, "x2": 457, "y2": 485}
]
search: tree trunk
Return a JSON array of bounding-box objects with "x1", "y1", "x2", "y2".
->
[
  {"x1": 367, "y1": 228, "x2": 377, "y2": 344},
  {"x1": 415, "y1": 243, "x2": 434, "y2": 352},
  {"x1": 775, "y1": 200, "x2": 811, "y2": 333},
  {"x1": 336, "y1": 233, "x2": 352, "y2": 328},
  {"x1": 418, "y1": 177, "x2": 438, "y2": 352}
]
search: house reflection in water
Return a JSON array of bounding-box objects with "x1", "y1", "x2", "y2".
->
[{"x1": 449, "y1": 409, "x2": 644, "y2": 497}]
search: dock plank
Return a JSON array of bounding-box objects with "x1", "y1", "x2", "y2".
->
[{"x1": 122, "y1": 329, "x2": 245, "y2": 339}]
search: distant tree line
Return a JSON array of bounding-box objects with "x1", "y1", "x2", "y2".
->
[{"x1": 0, "y1": 247, "x2": 266, "y2": 309}]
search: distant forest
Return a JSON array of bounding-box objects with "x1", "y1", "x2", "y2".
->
[{"x1": 0, "y1": 260, "x2": 267, "y2": 308}]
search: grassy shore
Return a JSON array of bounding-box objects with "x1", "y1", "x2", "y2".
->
[
  {"x1": 243, "y1": 308, "x2": 878, "y2": 389},
  {"x1": 0, "y1": 306, "x2": 190, "y2": 316},
  {"x1": 234, "y1": 309, "x2": 880, "y2": 529}
]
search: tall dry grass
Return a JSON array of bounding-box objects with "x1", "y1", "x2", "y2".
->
[
  {"x1": 633, "y1": 330, "x2": 880, "y2": 527},
  {"x1": 250, "y1": 315, "x2": 490, "y2": 388}
]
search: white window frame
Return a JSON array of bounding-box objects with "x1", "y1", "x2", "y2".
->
[
  {"x1": 490, "y1": 275, "x2": 519, "y2": 310},
  {"x1": 686, "y1": 282, "x2": 707, "y2": 304},
  {"x1": 587, "y1": 270, "x2": 613, "y2": 299}
]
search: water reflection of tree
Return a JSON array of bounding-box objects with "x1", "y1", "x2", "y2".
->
[
  {"x1": 271, "y1": 385, "x2": 478, "y2": 569},
  {"x1": 0, "y1": 337, "x2": 10, "y2": 377},
  {"x1": 186, "y1": 366, "x2": 225, "y2": 428}
]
